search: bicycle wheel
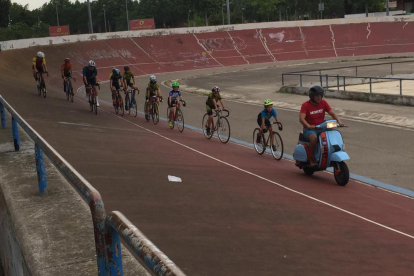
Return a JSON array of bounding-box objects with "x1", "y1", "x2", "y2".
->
[
  {"x1": 37, "y1": 82, "x2": 41, "y2": 96},
  {"x1": 202, "y1": 113, "x2": 213, "y2": 139},
  {"x1": 144, "y1": 102, "x2": 150, "y2": 122},
  {"x1": 70, "y1": 87, "x2": 74, "y2": 102},
  {"x1": 217, "y1": 117, "x2": 230, "y2": 144},
  {"x1": 131, "y1": 98, "x2": 137, "y2": 117},
  {"x1": 119, "y1": 96, "x2": 124, "y2": 116},
  {"x1": 89, "y1": 94, "x2": 94, "y2": 112},
  {"x1": 66, "y1": 83, "x2": 70, "y2": 100},
  {"x1": 93, "y1": 96, "x2": 98, "y2": 115},
  {"x1": 167, "y1": 108, "x2": 174, "y2": 129},
  {"x1": 152, "y1": 103, "x2": 159, "y2": 125},
  {"x1": 253, "y1": 128, "x2": 266, "y2": 155},
  {"x1": 42, "y1": 83, "x2": 47, "y2": 98},
  {"x1": 126, "y1": 96, "x2": 131, "y2": 115},
  {"x1": 176, "y1": 109, "x2": 184, "y2": 132},
  {"x1": 270, "y1": 131, "x2": 284, "y2": 160}
]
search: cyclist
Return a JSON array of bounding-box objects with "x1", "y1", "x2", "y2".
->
[
  {"x1": 82, "y1": 60, "x2": 99, "y2": 107},
  {"x1": 168, "y1": 82, "x2": 185, "y2": 127},
  {"x1": 256, "y1": 99, "x2": 281, "y2": 148},
  {"x1": 109, "y1": 68, "x2": 124, "y2": 107},
  {"x1": 145, "y1": 75, "x2": 163, "y2": 120},
  {"x1": 299, "y1": 85, "x2": 344, "y2": 167},
  {"x1": 32, "y1": 51, "x2": 48, "y2": 84},
  {"x1": 61, "y1": 58, "x2": 73, "y2": 93},
  {"x1": 122, "y1": 66, "x2": 139, "y2": 110},
  {"x1": 205, "y1": 86, "x2": 226, "y2": 135}
]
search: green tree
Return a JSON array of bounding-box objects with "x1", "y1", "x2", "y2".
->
[{"x1": 0, "y1": 0, "x2": 11, "y2": 28}]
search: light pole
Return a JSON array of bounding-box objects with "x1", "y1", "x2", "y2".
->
[
  {"x1": 241, "y1": 7, "x2": 245, "y2": 23},
  {"x1": 55, "y1": 0, "x2": 59, "y2": 26},
  {"x1": 8, "y1": 12, "x2": 11, "y2": 27},
  {"x1": 126, "y1": 0, "x2": 129, "y2": 30},
  {"x1": 386, "y1": 0, "x2": 389, "y2": 16},
  {"x1": 188, "y1": 10, "x2": 191, "y2": 27},
  {"x1": 87, "y1": 0, "x2": 93, "y2": 33},
  {"x1": 221, "y1": 4, "x2": 226, "y2": 25},
  {"x1": 103, "y1": 4, "x2": 107, "y2": 32},
  {"x1": 226, "y1": 0, "x2": 231, "y2": 25}
]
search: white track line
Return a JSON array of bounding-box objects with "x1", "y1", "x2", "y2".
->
[
  {"x1": 129, "y1": 37, "x2": 165, "y2": 69},
  {"x1": 96, "y1": 105, "x2": 414, "y2": 240},
  {"x1": 256, "y1": 29, "x2": 277, "y2": 62},
  {"x1": 192, "y1": 33, "x2": 224, "y2": 67},
  {"x1": 226, "y1": 31, "x2": 249, "y2": 65},
  {"x1": 103, "y1": 41, "x2": 147, "y2": 75}
]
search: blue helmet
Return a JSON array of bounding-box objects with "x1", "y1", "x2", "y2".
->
[{"x1": 112, "y1": 68, "x2": 121, "y2": 76}]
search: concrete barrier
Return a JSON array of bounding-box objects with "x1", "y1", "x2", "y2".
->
[{"x1": 278, "y1": 85, "x2": 414, "y2": 106}]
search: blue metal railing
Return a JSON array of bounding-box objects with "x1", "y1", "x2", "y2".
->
[{"x1": 0, "y1": 96, "x2": 186, "y2": 276}]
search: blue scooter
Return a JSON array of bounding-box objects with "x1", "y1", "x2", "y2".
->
[{"x1": 293, "y1": 120, "x2": 350, "y2": 186}]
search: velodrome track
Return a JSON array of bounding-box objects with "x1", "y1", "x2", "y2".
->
[{"x1": 1, "y1": 20, "x2": 414, "y2": 275}]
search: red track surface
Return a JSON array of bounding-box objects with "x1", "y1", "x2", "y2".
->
[{"x1": 1, "y1": 20, "x2": 414, "y2": 275}]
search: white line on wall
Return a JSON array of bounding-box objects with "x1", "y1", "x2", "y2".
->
[
  {"x1": 226, "y1": 31, "x2": 249, "y2": 65},
  {"x1": 256, "y1": 29, "x2": 277, "y2": 62},
  {"x1": 193, "y1": 33, "x2": 224, "y2": 67},
  {"x1": 298, "y1": 27, "x2": 309, "y2": 56},
  {"x1": 366, "y1": 23, "x2": 371, "y2": 40},
  {"x1": 329, "y1": 25, "x2": 338, "y2": 57}
]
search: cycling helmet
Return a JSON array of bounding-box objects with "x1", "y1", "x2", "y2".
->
[
  {"x1": 150, "y1": 75, "x2": 157, "y2": 84},
  {"x1": 172, "y1": 82, "x2": 179, "y2": 88},
  {"x1": 64, "y1": 58, "x2": 70, "y2": 63},
  {"x1": 88, "y1": 60, "x2": 96, "y2": 67},
  {"x1": 212, "y1": 86, "x2": 220, "y2": 93},
  {"x1": 37, "y1": 51, "x2": 45, "y2": 58},
  {"x1": 309, "y1": 85, "x2": 324, "y2": 102},
  {"x1": 124, "y1": 65, "x2": 130, "y2": 71},
  {"x1": 112, "y1": 68, "x2": 121, "y2": 76},
  {"x1": 264, "y1": 99, "x2": 273, "y2": 106}
]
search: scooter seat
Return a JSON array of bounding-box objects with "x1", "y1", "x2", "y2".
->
[{"x1": 298, "y1": 133, "x2": 308, "y2": 142}]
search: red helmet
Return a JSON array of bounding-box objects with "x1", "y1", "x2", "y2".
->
[{"x1": 212, "y1": 86, "x2": 220, "y2": 93}]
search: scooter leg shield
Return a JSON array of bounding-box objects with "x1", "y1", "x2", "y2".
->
[
  {"x1": 330, "y1": 151, "x2": 350, "y2": 162},
  {"x1": 293, "y1": 144, "x2": 309, "y2": 162}
]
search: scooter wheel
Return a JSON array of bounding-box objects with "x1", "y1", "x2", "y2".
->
[{"x1": 334, "y1": 161, "x2": 349, "y2": 186}]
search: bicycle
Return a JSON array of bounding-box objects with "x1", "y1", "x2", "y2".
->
[
  {"x1": 36, "y1": 71, "x2": 48, "y2": 98},
  {"x1": 253, "y1": 122, "x2": 284, "y2": 160},
  {"x1": 86, "y1": 83, "x2": 99, "y2": 115},
  {"x1": 65, "y1": 76, "x2": 76, "y2": 102},
  {"x1": 113, "y1": 88, "x2": 124, "y2": 116},
  {"x1": 125, "y1": 88, "x2": 138, "y2": 117},
  {"x1": 202, "y1": 106, "x2": 230, "y2": 143},
  {"x1": 144, "y1": 95, "x2": 161, "y2": 124},
  {"x1": 167, "y1": 99, "x2": 186, "y2": 132}
]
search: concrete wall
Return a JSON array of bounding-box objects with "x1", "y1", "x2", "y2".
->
[{"x1": 1, "y1": 16, "x2": 414, "y2": 51}]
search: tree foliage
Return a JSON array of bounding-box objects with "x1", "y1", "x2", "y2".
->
[{"x1": 0, "y1": 0, "x2": 389, "y2": 41}]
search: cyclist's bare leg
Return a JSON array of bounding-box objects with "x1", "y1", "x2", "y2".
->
[{"x1": 207, "y1": 115, "x2": 214, "y2": 128}]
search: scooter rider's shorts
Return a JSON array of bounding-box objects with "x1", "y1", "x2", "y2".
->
[{"x1": 303, "y1": 128, "x2": 324, "y2": 140}]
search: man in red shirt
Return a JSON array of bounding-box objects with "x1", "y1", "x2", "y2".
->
[{"x1": 299, "y1": 85, "x2": 344, "y2": 166}]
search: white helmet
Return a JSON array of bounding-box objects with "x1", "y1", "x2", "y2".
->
[
  {"x1": 37, "y1": 51, "x2": 45, "y2": 58},
  {"x1": 149, "y1": 75, "x2": 156, "y2": 84},
  {"x1": 88, "y1": 60, "x2": 96, "y2": 67}
]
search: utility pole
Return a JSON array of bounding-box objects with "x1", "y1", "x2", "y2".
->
[
  {"x1": 221, "y1": 4, "x2": 225, "y2": 25},
  {"x1": 226, "y1": 0, "x2": 231, "y2": 25},
  {"x1": 87, "y1": 0, "x2": 93, "y2": 33},
  {"x1": 386, "y1": 0, "x2": 389, "y2": 16},
  {"x1": 126, "y1": 0, "x2": 129, "y2": 30},
  {"x1": 103, "y1": 4, "x2": 107, "y2": 32},
  {"x1": 8, "y1": 12, "x2": 11, "y2": 27},
  {"x1": 55, "y1": 0, "x2": 59, "y2": 26}
]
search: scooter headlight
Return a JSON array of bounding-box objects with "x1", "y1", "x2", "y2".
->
[{"x1": 326, "y1": 122, "x2": 338, "y2": 129}]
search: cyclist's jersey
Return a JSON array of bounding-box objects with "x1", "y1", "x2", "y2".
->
[
  {"x1": 33, "y1": 57, "x2": 46, "y2": 68},
  {"x1": 169, "y1": 90, "x2": 181, "y2": 99},
  {"x1": 109, "y1": 73, "x2": 123, "y2": 85},
  {"x1": 123, "y1": 71, "x2": 134, "y2": 85},
  {"x1": 206, "y1": 92, "x2": 222, "y2": 106},
  {"x1": 258, "y1": 108, "x2": 277, "y2": 121},
  {"x1": 82, "y1": 66, "x2": 97, "y2": 80},
  {"x1": 61, "y1": 63, "x2": 72, "y2": 77},
  {"x1": 147, "y1": 83, "x2": 159, "y2": 95}
]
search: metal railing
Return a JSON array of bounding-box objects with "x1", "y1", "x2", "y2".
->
[
  {"x1": 0, "y1": 96, "x2": 186, "y2": 276},
  {"x1": 281, "y1": 59, "x2": 414, "y2": 95},
  {"x1": 282, "y1": 73, "x2": 414, "y2": 95}
]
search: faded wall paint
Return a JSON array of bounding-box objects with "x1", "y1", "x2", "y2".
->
[{"x1": 1, "y1": 16, "x2": 414, "y2": 51}]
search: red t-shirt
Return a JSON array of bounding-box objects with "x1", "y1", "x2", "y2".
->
[{"x1": 300, "y1": 99, "x2": 332, "y2": 127}]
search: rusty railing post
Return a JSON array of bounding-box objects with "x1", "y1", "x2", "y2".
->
[
  {"x1": 105, "y1": 223, "x2": 124, "y2": 276},
  {"x1": 35, "y1": 144, "x2": 47, "y2": 194},
  {"x1": 12, "y1": 116, "x2": 20, "y2": 151},
  {"x1": 370, "y1": 78, "x2": 372, "y2": 93},
  {"x1": 0, "y1": 103, "x2": 5, "y2": 128},
  {"x1": 282, "y1": 74, "x2": 284, "y2": 86},
  {"x1": 400, "y1": 79, "x2": 402, "y2": 95}
]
